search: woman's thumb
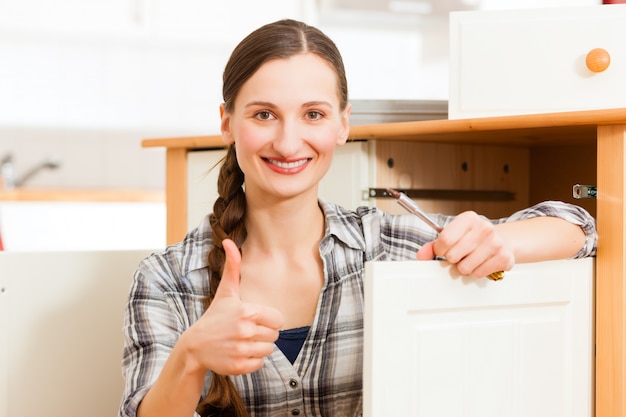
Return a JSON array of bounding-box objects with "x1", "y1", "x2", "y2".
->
[
  {"x1": 416, "y1": 241, "x2": 436, "y2": 261},
  {"x1": 214, "y1": 238, "x2": 242, "y2": 299}
]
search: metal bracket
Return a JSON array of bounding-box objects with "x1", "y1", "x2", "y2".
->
[
  {"x1": 573, "y1": 184, "x2": 597, "y2": 199},
  {"x1": 367, "y1": 188, "x2": 516, "y2": 201}
]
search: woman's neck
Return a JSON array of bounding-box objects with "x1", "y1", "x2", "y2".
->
[{"x1": 243, "y1": 194, "x2": 325, "y2": 253}]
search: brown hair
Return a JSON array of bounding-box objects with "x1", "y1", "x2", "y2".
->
[{"x1": 197, "y1": 19, "x2": 348, "y2": 417}]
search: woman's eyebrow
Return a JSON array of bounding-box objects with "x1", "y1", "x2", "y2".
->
[
  {"x1": 244, "y1": 100, "x2": 334, "y2": 110},
  {"x1": 302, "y1": 101, "x2": 333, "y2": 108},
  {"x1": 245, "y1": 101, "x2": 277, "y2": 109}
]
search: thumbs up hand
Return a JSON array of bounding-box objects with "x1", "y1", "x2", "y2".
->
[{"x1": 180, "y1": 239, "x2": 284, "y2": 376}]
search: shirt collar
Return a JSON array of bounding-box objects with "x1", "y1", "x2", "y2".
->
[
  {"x1": 186, "y1": 199, "x2": 367, "y2": 273},
  {"x1": 319, "y1": 198, "x2": 367, "y2": 252}
]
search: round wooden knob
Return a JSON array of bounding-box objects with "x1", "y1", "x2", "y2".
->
[{"x1": 586, "y1": 48, "x2": 611, "y2": 73}]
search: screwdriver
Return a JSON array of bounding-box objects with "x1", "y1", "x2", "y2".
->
[{"x1": 386, "y1": 188, "x2": 504, "y2": 281}]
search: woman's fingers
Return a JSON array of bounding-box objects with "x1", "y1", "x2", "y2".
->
[
  {"x1": 419, "y1": 211, "x2": 514, "y2": 278},
  {"x1": 416, "y1": 241, "x2": 435, "y2": 260},
  {"x1": 242, "y1": 303, "x2": 284, "y2": 333}
]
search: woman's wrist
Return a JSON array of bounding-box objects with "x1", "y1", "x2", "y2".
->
[{"x1": 176, "y1": 329, "x2": 211, "y2": 382}]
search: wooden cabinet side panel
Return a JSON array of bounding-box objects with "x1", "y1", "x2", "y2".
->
[
  {"x1": 596, "y1": 125, "x2": 626, "y2": 417},
  {"x1": 166, "y1": 148, "x2": 188, "y2": 244}
]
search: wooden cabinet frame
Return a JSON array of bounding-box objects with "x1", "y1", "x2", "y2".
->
[{"x1": 143, "y1": 107, "x2": 626, "y2": 416}]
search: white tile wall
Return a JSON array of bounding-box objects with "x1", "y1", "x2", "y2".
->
[
  {"x1": 0, "y1": 34, "x2": 228, "y2": 189},
  {"x1": 0, "y1": 126, "x2": 171, "y2": 189}
]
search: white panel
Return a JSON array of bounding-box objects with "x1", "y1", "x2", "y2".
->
[
  {"x1": 0, "y1": 264, "x2": 7, "y2": 417},
  {"x1": 0, "y1": 249, "x2": 155, "y2": 417},
  {"x1": 449, "y1": 5, "x2": 626, "y2": 118},
  {"x1": 319, "y1": 141, "x2": 371, "y2": 210},
  {"x1": 364, "y1": 258, "x2": 594, "y2": 417},
  {"x1": 187, "y1": 149, "x2": 226, "y2": 231}
]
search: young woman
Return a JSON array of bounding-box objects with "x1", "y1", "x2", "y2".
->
[{"x1": 119, "y1": 19, "x2": 597, "y2": 417}]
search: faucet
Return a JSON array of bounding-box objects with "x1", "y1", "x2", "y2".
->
[
  {"x1": 1, "y1": 153, "x2": 15, "y2": 189},
  {"x1": 0, "y1": 154, "x2": 61, "y2": 189}
]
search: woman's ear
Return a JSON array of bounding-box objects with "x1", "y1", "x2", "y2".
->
[
  {"x1": 336, "y1": 102, "x2": 352, "y2": 146},
  {"x1": 220, "y1": 104, "x2": 235, "y2": 145}
]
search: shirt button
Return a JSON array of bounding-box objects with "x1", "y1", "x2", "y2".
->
[
  {"x1": 289, "y1": 379, "x2": 299, "y2": 388},
  {"x1": 291, "y1": 409, "x2": 301, "y2": 416}
]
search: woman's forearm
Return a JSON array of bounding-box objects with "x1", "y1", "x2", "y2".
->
[
  {"x1": 137, "y1": 336, "x2": 206, "y2": 417},
  {"x1": 496, "y1": 216, "x2": 587, "y2": 264}
]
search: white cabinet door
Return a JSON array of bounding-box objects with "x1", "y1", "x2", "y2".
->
[
  {"x1": 0, "y1": 250, "x2": 155, "y2": 417},
  {"x1": 449, "y1": 4, "x2": 626, "y2": 118},
  {"x1": 364, "y1": 258, "x2": 594, "y2": 417},
  {"x1": 319, "y1": 140, "x2": 371, "y2": 209},
  {"x1": 187, "y1": 148, "x2": 226, "y2": 231}
]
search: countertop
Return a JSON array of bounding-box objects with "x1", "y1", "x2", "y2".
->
[{"x1": 0, "y1": 188, "x2": 165, "y2": 202}]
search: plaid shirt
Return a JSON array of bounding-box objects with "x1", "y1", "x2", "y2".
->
[{"x1": 119, "y1": 199, "x2": 596, "y2": 417}]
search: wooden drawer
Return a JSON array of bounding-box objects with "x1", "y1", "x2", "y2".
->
[{"x1": 449, "y1": 4, "x2": 626, "y2": 119}]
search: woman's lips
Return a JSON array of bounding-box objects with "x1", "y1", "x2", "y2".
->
[{"x1": 263, "y1": 157, "x2": 311, "y2": 173}]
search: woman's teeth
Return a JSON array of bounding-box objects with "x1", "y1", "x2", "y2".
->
[{"x1": 267, "y1": 158, "x2": 308, "y2": 169}]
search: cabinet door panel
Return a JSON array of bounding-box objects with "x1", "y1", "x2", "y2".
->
[
  {"x1": 364, "y1": 258, "x2": 594, "y2": 417},
  {"x1": 0, "y1": 250, "x2": 155, "y2": 417},
  {"x1": 187, "y1": 149, "x2": 226, "y2": 231},
  {"x1": 449, "y1": 5, "x2": 626, "y2": 118},
  {"x1": 319, "y1": 141, "x2": 371, "y2": 209}
]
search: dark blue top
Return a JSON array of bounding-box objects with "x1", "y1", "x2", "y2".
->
[{"x1": 275, "y1": 326, "x2": 310, "y2": 364}]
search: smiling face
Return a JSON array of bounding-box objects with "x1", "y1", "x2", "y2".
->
[{"x1": 220, "y1": 53, "x2": 351, "y2": 203}]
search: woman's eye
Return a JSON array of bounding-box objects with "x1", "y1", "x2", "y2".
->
[
  {"x1": 306, "y1": 111, "x2": 322, "y2": 120},
  {"x1": 256, "y1": 111, "x2": 273, "y2": 120}
]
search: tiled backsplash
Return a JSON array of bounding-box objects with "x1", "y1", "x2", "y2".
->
[{"x1": 0, "y1": 126, "x2": 176, "y2": 189}]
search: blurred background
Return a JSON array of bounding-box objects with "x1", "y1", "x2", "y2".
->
[{"x1": 0, "y1": 0, "x2": 602, "y2": 190}]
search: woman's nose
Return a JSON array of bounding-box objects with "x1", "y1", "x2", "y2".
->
[{"x1": 272, "y1": 121, "x2": 303, "y2": 156}]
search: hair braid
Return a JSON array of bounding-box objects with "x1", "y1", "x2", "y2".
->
[
  {"x1": 207, "y1": 144, "x2": 247, "y2": 294},
  {"x1": 198, "y1": 145, "x2": 248, "y2": 417}
]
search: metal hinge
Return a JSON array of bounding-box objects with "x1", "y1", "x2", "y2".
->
[{"x1": 573, "y1": 184, "x2": 597, "y2": 199}]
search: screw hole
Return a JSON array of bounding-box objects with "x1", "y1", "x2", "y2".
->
[
  {"x1": 503, "y1": 164, "x2": 509, "y2": 174},
  {"x1": 461, "y1": 162, "x2": 468, "y2": 172},
  {"x1": 387, "y1": 158, "x2": 394, "y2": 169}
]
